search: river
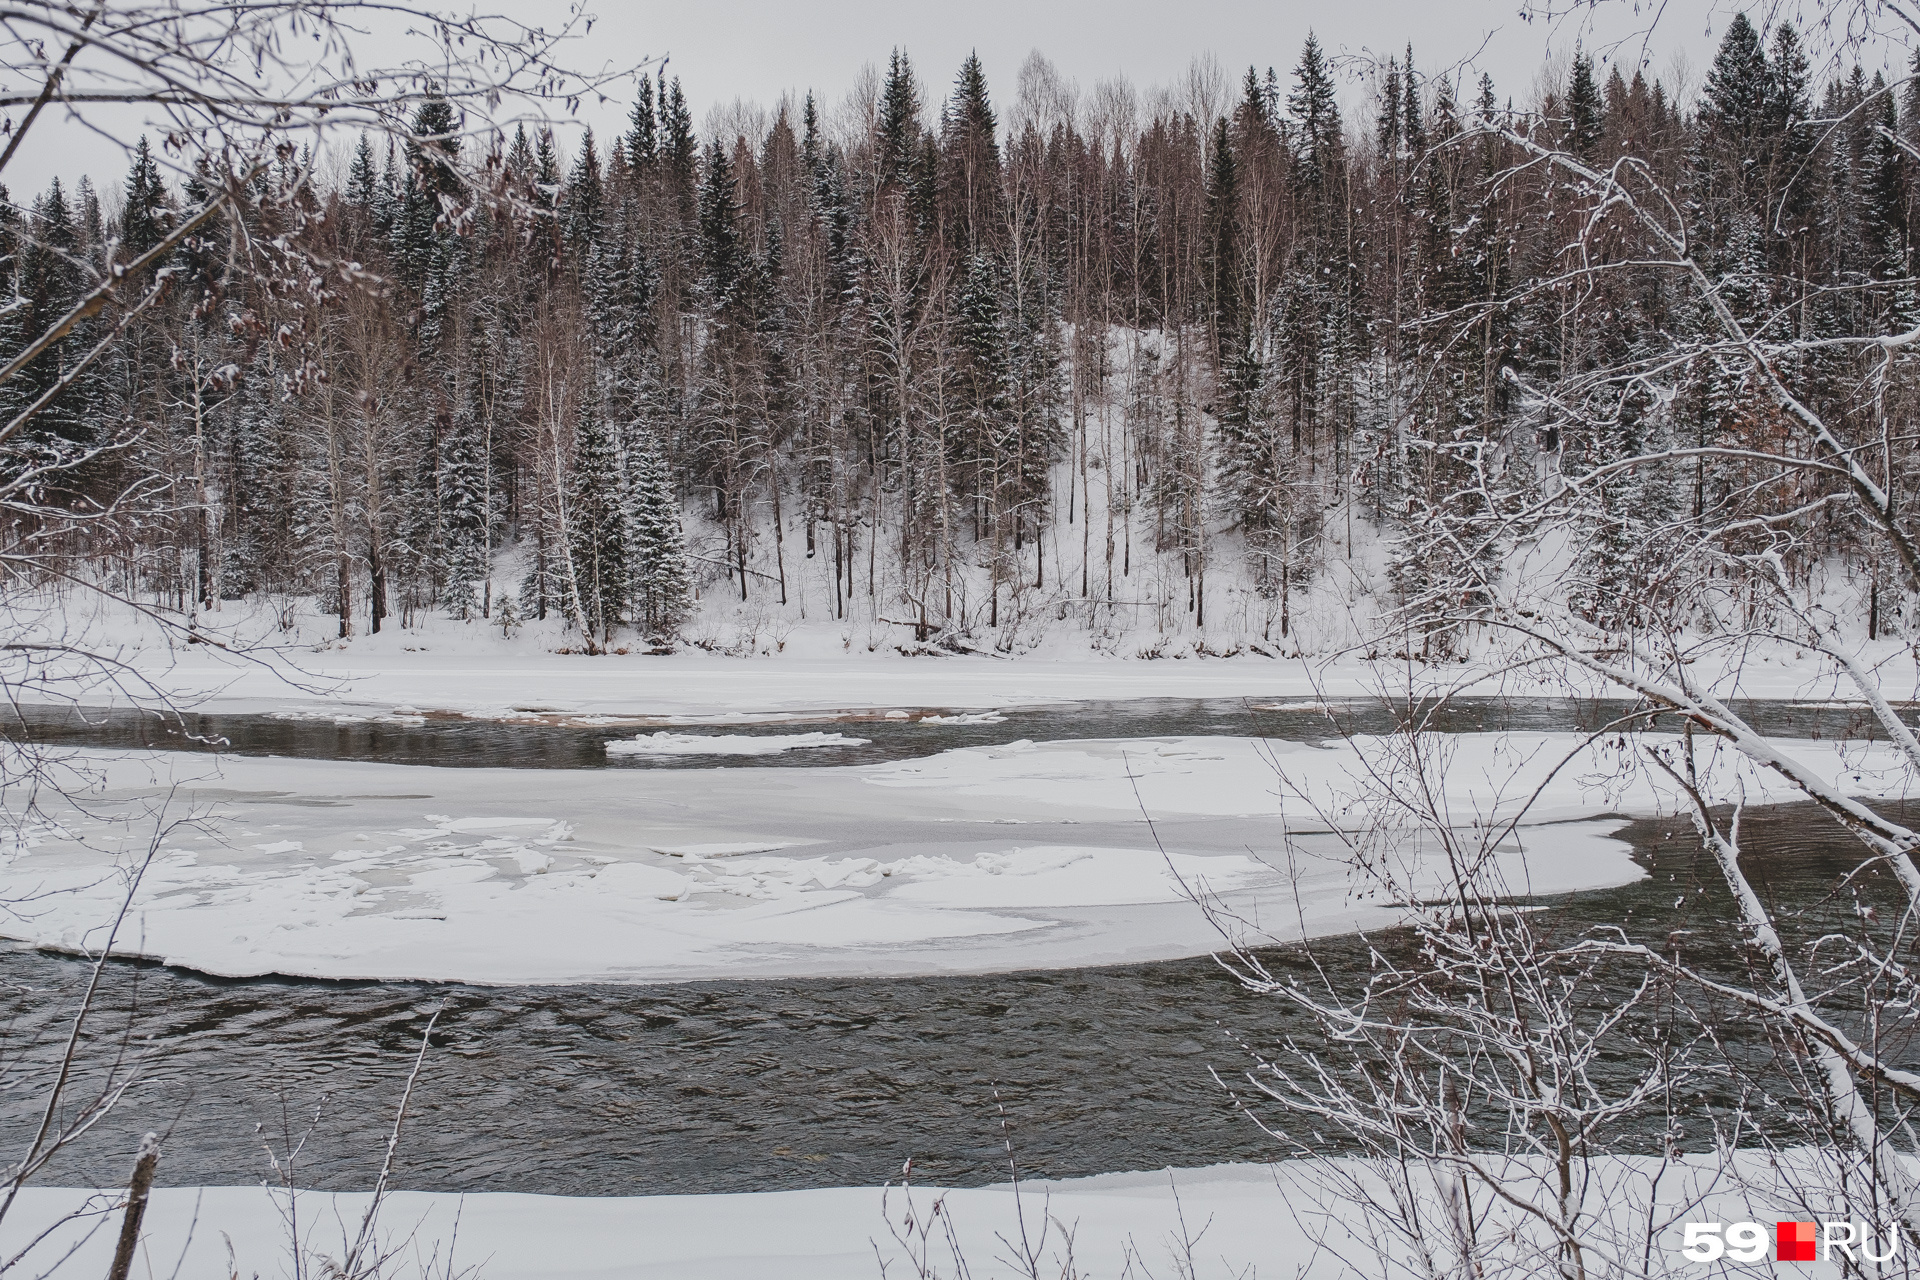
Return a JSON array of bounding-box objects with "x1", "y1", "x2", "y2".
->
[{"x1": 0, "y1": 698, "x2": 1905, "y2": 1195}]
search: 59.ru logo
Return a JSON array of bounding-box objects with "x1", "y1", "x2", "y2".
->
[{"x1": 1680, "y1": 1220, "x2": 1900, "y2": 1263}]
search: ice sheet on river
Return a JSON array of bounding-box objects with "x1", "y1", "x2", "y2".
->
[{"x1": 0, "y1": 731, "x2": 1711, "y2": 984}]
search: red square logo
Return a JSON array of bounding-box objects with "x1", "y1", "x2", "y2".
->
[{"x1": 1778, "y1": 1221, "x2": 1816, "y2": 1262}]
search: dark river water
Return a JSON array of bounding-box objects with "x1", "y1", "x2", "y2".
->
[
  {"x1": 0, "y1": 697, "x2": 1911, "y2": 1196},
  {"x1": 3, "y1": 694, "x2": 1900, "y2": 769},
  {"x1": 1, "y1": 803, "x2": 1900, "y2": 1197}
]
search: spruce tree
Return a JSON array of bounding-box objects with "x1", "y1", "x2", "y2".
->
[
  {"x1": 1702, "y1": 14, "x2": 1772, "y2": 143},
  {"x1": 878, "y1": 51, "x2": 923, "y2": 192},
  {"x1": 120, "y1": 137, "x2": 168, "y2": 258},
  {"x1": 627, "y1": 432, "x2": 693, "y2": 635},
  {"x1": 566, "y1": 397, "x2": 630, "y2": 644},
  {"x1": 1566, "y1": 53, "x2": 1603, "y2": 158},
  {"x1": 662, "y1": 78, "x2": 698, "y2": 224},
  {"x1": 942, "y1": 51, "x2": 1001, "y2": 255},
  {"x1": 698, "y1": 142, "x2": 745, "y2": 312},
  {"x1": 1698, "y1": 11, "x2": 1774, "y2": 242},
  {"x1": 1768, "y1": 24, "x2": 1815, "y2": 237},
  {"x1": 439, "y1": 411, "x2": 491, "y2": 619},
  {"x1": 1377, "y1": 58, "x2": 1403, "y2": 164},
  {"x1": 562, "y1": 131, "x2": 605, "y2": 262},
  {"x1": 534, "y1": 129, "x2": 561, "y2": 208},
  {"x1": 954, "y1": 249, "x2": 1010, "y2": 501},
  {"x1": 347, "y1": 133, "x2": 379, "y2": 211},
  {"x1": 1203, "y1": 118, "x2": 1242, "y2": 357},
  {"x1": 1866, "y1": 79, "x2": 1909, "y2": 284},
  {"x1": 1287, "y1": 34, "x2": 1343, "y2": 198},
  {"x1": 626, "y1": 76, "x2": 658, "y2": 173}
]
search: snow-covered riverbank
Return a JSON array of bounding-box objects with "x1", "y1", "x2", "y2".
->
[
  {"x1": 0, "y1": 1164, "x2": 1412, "y2": 1280},
  {"x1": 20, "y1": 586, "x2": 1920, "y2": 720},
  {"x1": 0, "y1": 1150, "x2": 1875, "y2": 1279}
]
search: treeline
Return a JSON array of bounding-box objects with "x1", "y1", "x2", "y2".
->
[{"x1": 8, "y1": 18, "x2": 1919, "y2": 648}]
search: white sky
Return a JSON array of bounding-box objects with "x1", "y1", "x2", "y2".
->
[{"x1": 14, "y1": 0, "x2": 1911, "y2": 205}]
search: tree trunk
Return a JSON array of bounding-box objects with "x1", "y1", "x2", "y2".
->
[{"x1": 105, "y1": 1133, "x2": 160, "y2": 1280}]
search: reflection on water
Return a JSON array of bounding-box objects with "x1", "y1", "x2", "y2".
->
[{"x1": 1, "y1": 803, "x2": 1908, "y2": 1196}]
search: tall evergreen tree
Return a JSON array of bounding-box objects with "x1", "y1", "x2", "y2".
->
[
  {"x1": 626, "y1": 75, "x2": 658, "y2": 173},
  {"x1": 562, "y1": 131, "x2": 605, "y2": 261},
  {"x1": 566, "y1": 397, "x2": 629, "y2": 644},
  {"x1": 1865, "y1": 78, "x2": 1910, "y2": 290},
  {"x1": 1203, "y1": 117, "x2": 1242, "y2": 355},
  {"x1": 120, "y1": 137, "x2": 168, "y2": 258},
  {"x1": 627, "y1": 432, "x2": 693, "y2": 634},
  {"x1": 1287, "y1": 33, "x2": 1343, "y2": 197},
  {"x1": 439, "y1": 411, "x2": 491, "y2": 619},
  {"x1": 662, "y1": 78, "x2": 698, "y2": 224},
  {"x1": 1566, "y1": 52, "x2": 1603, "y2": 158},
  {"x1": 698, "y1": 142, "x2": 746, "y2": 312},
  {"x1": 942, "y1": 51, "x2": 1002, "y2": 255},
  {"x1": 878, "y1": 50, "x2": 923, "y2": 193}
]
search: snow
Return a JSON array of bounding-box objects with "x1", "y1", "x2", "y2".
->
[
  {"x1": 604, "y1": 730, "x2": 871, "y2": 756},
  {"x1": 0, "y1": 1152, "x2": 1889, "y2": 1279},
  {"x1": 0, "y1": 1167, "x2": 1394, "y2": 1280},
  {"x1": 864, "y1": 729, "x2": 1916, "y2": 827},
  {"x1": 26, "y1": 584, "x2": 1920, "y2": 724},
  {"x1": 0, "y1": 730, "x2": 1672, "y2": 985},
  {"x1": 649, "y1": 840, "x2": 810, "y2": 857}
]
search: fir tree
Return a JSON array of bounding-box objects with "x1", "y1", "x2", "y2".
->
[
  {"x1": 120, "y1": 136, "x2": 168, "y2": 258},
  {"x1": 1566, "y1": 52, "x2": 1603, "y2": 158},
  {"x1": 1702, "y1": 13, "x2": 1772, "y2": 144},
  {"x1": 878, "y1": 50, "x2": 923, "y2": 192},
  {"x1": 662, "y1": 78, "x2": 698, "y2": 224},
  {"x1": 1377, "y1": 58, "x2": 1403, "y2": 164},
  {"x1": 1865, "y1": 78, "x2": 1909, "y2": 284},
  {"x1": 953, "y1": 249, "x2": 1010, "y2": 499},
  {"x1": 942, "y1": 51, "x2": 1001, "y2": 255},
  {"x1": 19, "y1": 180, "x2": 89, "y2": 442},
  {"x1": 533, "y1": 129, "x2": 561, "y2": 209},
  {"x1": 566, "y1": 397, "x2": 630, "y2": 644},
  {"x1": 394, "y1": 97, "x2": 460, "y2": 289},
  {"x1": 373, "y1": 141, "x2": 400, "y2": 239},
  {"x1": 1203, "y1": 118, "x2": 1242, "y2": 356},
  {"x1": 1402, "y1": 46, "x2": 1427, "y2": 158},
  {"x1": 626, "y1": 75, "x2": 658, "y2": 173},
  {"x1": 562, "y1": 131, "x2": 605, "y2": 261},
  {"x1": 439, "y1": 411, "x2": 491, "y2": 619},
  {"x1": 698, "y1": 142, "x2": 746, "y2": 312},
  {"x1": 1287, "y1": 33, "x2": 1343, "y2": 198},
  {"x1": 627, "y1": 432, "x2": 693, "y2": 634}
]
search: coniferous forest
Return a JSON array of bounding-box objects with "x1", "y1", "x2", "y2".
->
[
  {"x1": 11, "y1": 21, "x2": 1919, "y2": 654},
  {"x1": 29, "y1": 9, "x2": 1920, "y2": 1272}
]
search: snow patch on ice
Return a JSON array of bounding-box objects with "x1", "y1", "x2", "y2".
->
[
  {"x1": 605, "y1": 731, "x2": 871, "y2": 757},
  {"x1": 882, "y1": 845, "x2": 1269, "y2": 909},
  {"x1": 652, "y1": 841, "x2": 810, "y2": 857}
]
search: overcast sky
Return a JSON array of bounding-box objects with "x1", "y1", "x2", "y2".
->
[{"x1": 16, "y1": 0, "x2": 1909, "y2": 204}]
